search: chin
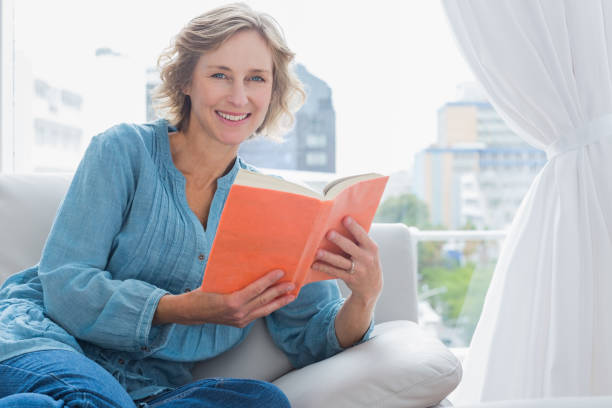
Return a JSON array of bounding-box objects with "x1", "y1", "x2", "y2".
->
[{"x1": 219, "y1": 132, "x2": 252, "y2": 146}]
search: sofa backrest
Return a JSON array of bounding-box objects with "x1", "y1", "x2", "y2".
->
[{"x1": 0, "y1": 173, "x2": 73, "y2": 284}]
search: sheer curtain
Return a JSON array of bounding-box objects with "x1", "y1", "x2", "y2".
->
[{"x1": 442, "y1": 0, "x2": 612, "y2": 403}]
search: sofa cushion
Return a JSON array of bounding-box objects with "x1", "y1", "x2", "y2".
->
[
  {"x1": 273, "y1": 320, "x2": 462, "y2": 408},
  {"x1": 192, "y1": 318, "x2": 293, "y2": 382}
]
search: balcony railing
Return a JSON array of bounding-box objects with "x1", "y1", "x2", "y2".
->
[
  {"x1": 407, "y1": 227, "x2": 507, "y2": 352},
  {"x1": 408, "y1": 227, "x2": 507, "y2": 259}
]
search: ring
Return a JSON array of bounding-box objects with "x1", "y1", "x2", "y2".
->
[{"x1": 348, "y1": 259, "x2": 356, "y2": 274}]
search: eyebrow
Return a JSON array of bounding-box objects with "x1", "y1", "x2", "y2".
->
[{"x1": 207, "y1": 65, "x2": 271, "y2": 74}]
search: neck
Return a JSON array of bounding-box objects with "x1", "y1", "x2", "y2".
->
[{"x1": 169, "y1": 126, "x2": 238, "y2": 185}]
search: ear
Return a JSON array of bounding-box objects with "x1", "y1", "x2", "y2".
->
[{"x1": 182, "y1": 81, "x2": 192, "y2": 96}]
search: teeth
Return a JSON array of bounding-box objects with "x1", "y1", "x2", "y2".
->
[{"x1": 218, "y1": 111, "x2": 248, "y2": 121}]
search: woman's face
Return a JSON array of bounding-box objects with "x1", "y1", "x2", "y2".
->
[{"x1": 184, "y1": 29, "x2": 274, "y2": 147}]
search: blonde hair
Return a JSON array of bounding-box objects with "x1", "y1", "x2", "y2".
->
[{"x1": 153, "y1": 3, "x2": 305, "y2": 140}]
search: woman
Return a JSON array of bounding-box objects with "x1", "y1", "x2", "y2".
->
[{"x1": 0, "y1": 3, "x2": 383, "y2": 407}]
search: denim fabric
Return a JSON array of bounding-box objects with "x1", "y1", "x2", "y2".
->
[
  {"x1": 136, "y1": 379, "x2": 290, "y2": 408},
  {"x1": 0, "y1": 350, "x2": 290, "y2": 407},
  {"x1": 0, "y1": 350, "x2": 136, "y2": 407},
  {"x1": 0, "y1": 119, "x2": 373, "y2": 400}
]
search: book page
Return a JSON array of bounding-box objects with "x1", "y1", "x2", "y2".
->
[
  {"x1": 323, "y1": 173, "x2": 384, "y2": 200},
  {"x1": 235, "y1": 169, "x2": 323, "y2": 200}
]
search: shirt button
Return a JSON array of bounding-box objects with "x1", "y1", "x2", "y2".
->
[
  {"x1": 141, "y1": 346, "x2": 149, "y2": 352},
  {"x1": 198, "y1": 254, "x2": 205, "y2": 261}
]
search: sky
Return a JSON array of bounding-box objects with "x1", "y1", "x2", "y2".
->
[{"x1": 15, "y1": 0, "x2": 475, "y2": 175}]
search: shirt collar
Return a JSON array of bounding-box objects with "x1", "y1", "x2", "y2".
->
[{"x1": 216, "y1": 156, "x2": 243, "y2": 190}]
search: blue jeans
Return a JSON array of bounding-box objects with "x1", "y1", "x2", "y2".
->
[{"x1": 0, "y1": 350, "x2": 290, "y2": 407}]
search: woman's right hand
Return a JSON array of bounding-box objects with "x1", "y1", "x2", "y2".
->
[{"x1": 153, "y1": 269, "x2": 295, "y2": 327}]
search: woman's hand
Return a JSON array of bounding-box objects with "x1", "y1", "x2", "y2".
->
[
  {"x1": 311, "y1": 216, "x2": 383, "y2": 347},
  {"x1": 153, "y1": 270, "x2": 296, "y2": 327},
  {"x1": 312, "y1": 216, "x2": 383, "y2": 306}
]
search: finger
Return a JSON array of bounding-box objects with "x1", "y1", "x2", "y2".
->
[
  {"x1": 343, "y1": 216, "x2": 375, "y2": 249},
  {"x1": 315, "y1": 249, "x2": 352, "y2": 270},
  {"x1": 327, "y1": 230, "x2": 363, "y2": 258},
  {"x1": 244, "y1": 281, "x2": 295, "y2": 311},
  {"x1": 312, "y1": 261, "x2": 354, "y2": 282},
  {"x1": 237, "y1": 269, "x2": 285, "y2": 303},
  {"x1": 246, "y1": 293, "x2": 296, "y2": 321}
]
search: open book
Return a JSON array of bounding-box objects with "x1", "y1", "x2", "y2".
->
[{"x1": 200, "y1": 169, "x2": 389, "y2": 296}]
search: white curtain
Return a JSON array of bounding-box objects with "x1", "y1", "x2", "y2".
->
[{"x1": 442, "y1": 0, "x2": 612, "y2": 403}]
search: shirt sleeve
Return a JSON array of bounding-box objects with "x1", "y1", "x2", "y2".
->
[
  {"x1": 38, "y1": 131, "x2": 173, "y2": 353},
  {"x1": 264, "y1": 280, "x2": 374, "y2": 368}
]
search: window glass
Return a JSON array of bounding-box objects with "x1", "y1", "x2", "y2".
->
[
  {"x1": 305, "y1": 151, "x2": 327, "y2": 166},
  {"x1": 305, "y1": 133, "x2": 327, "y2": 148}
]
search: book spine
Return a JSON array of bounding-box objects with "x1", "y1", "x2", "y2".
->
[{"x1": 292, "y1": 201, "x2": 334, "y2": 294}]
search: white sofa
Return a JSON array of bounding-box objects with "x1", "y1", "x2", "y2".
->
[
  {"x1": 0, "y1": 173, "x2": 462, "y2": 407},
  {"x1": 458, "y1": 397, "x2": 612, "y2": 408}
]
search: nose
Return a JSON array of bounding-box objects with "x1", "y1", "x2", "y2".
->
[{"x1": 228, "y1": 81, "x2": 248, "y2": 107}]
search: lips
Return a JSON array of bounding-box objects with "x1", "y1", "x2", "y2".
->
[{"x1": 216, "y1": 111, "x2": 250, "y2": 122}]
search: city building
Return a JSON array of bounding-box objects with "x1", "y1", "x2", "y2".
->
[
  {"x1": 146, "y1": 67, "x2": 160, "y2": 123},
  {"x1": 10, "y1": 47, "x2": 149, "y2": 173},
  {"x1": 13, "y1": 51, "x2": 86, "y2": 172},
  {"x1": 237, "y1": 64, "x2": 336, "y2": 173},
  {"x1": 413, "y1": 83, "x2": 547, "y2": 229}
]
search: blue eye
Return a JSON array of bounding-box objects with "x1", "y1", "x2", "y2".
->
[
  {"x1": 211, "y1": 73, "x2": 227, "y2": 79},
  {"x1": 250, "y1": 76, "x2": 265, "y2": 82}
]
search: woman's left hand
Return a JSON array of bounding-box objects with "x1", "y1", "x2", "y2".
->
[{"x1": 312, "y1": 216, "x2": 383, "y2": 306}]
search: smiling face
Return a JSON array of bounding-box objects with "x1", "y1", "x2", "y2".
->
[{"x1": 184, "y1": 29, "x2": 274, "y2": 148}]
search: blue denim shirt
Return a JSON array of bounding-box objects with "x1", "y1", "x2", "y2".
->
[{"x1": 0, "y1": 120, "x2": 373, "y2": 400}]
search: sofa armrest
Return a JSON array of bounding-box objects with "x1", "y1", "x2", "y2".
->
[{"x1": 273, "y1": 321, "x2": 462, "y2": 408}]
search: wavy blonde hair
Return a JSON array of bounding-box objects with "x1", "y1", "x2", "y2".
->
[{"x1": 153, "y1": 3, "x2": 305, "y2": 140}]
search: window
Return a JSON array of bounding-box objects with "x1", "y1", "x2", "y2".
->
[
  {"x1": 305, "y1": 133, "x2": 327, "y2": 148},
  {"x1": 1, "y1": 0, "x2": 547, "y2": 355},
  {"x1": 305, "y1": 152, "x2": 327, "y2": 166}
]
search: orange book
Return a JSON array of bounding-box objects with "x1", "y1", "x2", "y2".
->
[{"x1": 200, "y1": 169, "x2": 388, "y2": 297}]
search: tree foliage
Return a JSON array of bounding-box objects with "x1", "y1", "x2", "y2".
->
[{"x1": 374, "y1": 193, "x2": 431, "y2": 228}]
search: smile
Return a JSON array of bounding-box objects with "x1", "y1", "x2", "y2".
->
[{"x1": 216, "y1": 111, "x2": 250, "y2": 122}]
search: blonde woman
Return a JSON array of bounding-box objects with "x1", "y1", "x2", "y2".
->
[{"x1": 0, "y1": 3, "x2": 383, "y2": 407}]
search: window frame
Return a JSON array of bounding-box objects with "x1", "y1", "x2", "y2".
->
[{"x1": 0, "y1": 0, "x2": 15, "y2": 173}]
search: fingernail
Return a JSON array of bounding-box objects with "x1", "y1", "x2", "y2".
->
[
  {"x1": 317, "y1": 249, "x2": 324, "y2": 258},
  {"x1": 344, "y1": 216, "x2": 352, "y2": 225},
  {"x1": 275, "y1": 270, "x2": 284, "y2": 279},
  {"x1": 311, "y1": 263, "x2": 319, "y2": 270},
  {"x1": 328, "y1": 231, "x2": 336, "y2": 239},
  {"x1": 287, "y1": 295, "x2": 296, "y2": 302},
  {"x1": 287, "y1": 283, "x2": 295, "y2": 291}
]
